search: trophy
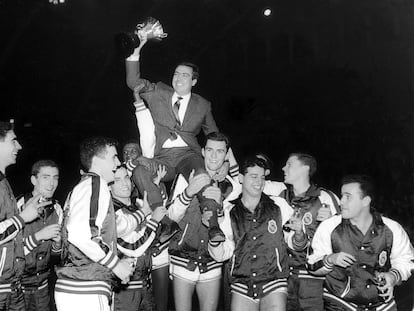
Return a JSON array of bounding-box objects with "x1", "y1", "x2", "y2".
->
[{"x1": 115, "y1": 17, "x2": 168, "y2": 58}]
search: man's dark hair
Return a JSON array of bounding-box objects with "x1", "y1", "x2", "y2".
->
[
  {"x1": 341, "y1": 174, "x2": 375, "y2": 206},
  {"x1": 177, "y1": 62, "x2": 199, "y2": 80},
  {"x1": 31, "y1": 160, "x2": 59, "y2": 176},
  {"x1": 290, "y1": 152, "x2": 317, "y2": 177},
  {"x1": 255, "y1": 153, "x2": 273, "y2": 172},
  {"x1": 0, "y1": 122, "x2": 13, "y2": 141},
  {"x1": 204, "y1": 132, "x2": 230, "y2": 151},
  {"x1": 241, "y1": 156, "x2": 267, "y2": 175},
  {"x1": 80, "y1": 137, "x2": 118, "y2": 171}
]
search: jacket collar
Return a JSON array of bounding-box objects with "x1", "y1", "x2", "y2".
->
[
  {"x1": 231, "y1": 193, "x2": 274, "y2": 213},
  {"x1": 112, "y1": 197, "x2": 138, "y2": 213},
  {"x1": 342, "y1": 209, "x2": 385, "y2": 234},
  {"x1": 283, "y1": 183, "x2": 320, "y2": 203}
]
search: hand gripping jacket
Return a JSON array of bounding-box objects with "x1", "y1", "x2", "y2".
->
[
  {"x1": 168, "y1": 174, "x2": 241, "y2": 273},
  {"x1": 279, "y1": 183, "x2": 340, "y2": 271},
  {"x1": 307, "y1": 212, "x2": 414, "y2": 308},
  {"x1": 16, "y1": 193, "x2": 62, "y2": 287}
]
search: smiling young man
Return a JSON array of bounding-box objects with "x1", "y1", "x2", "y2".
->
[
  {"x1": 167, "y1": 132, "x2": 241, "y2": 311},
  {"x1": 0, "y1": 121, "x2": 49, "y2": 310},
  {"x1": 16, "y1": 160, "x2": 63, "y2": 311},
  {"x1": 208, "y1": 156, "x2": 293, "y2": 311},
  {"x1": 308, "y1": 175, "x2": 414, "y2": 311},
  {"x1": 55, "y1": 137, "x2": 134, "y2": 311}
]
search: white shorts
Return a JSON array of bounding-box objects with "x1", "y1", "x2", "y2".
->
[
  {"x1": 232, "y1": 286, "x2": 287, "y2": 303},
  {"x1": 170, "y1": 264, "x2": 221, "y2": 284},
  {"x1": 152, "y1": 248, "x2": 169, "y2": 270},
  {"x1": 55, "y1": 292, "x2": 111, "y2": 311}
]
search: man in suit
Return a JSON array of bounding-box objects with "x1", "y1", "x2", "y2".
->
[{"x1": 125, "y1": 33, "x2": 238, "y2": 214}]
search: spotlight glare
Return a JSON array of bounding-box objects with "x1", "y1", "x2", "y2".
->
[{"x1": 263, "y1": 8, "x2": 272, "y2": 17}]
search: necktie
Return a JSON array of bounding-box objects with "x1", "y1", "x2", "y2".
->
[{"x1": 173, "y1": 96, "x2": 182, "y2": 125}]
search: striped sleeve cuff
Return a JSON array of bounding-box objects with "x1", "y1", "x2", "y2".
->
[
  {"x1": 98, "y1": 250, "x2": 120, "y2": 270},
  {"x1": 390, "y1": 268, "x2": 402, "y2": 285},
  {"x1": 132, "y1": 210, "x2": 146, "y2": 224},
  {"x1": 126, "y1": 54, "x2": 140, "y2": 61},
  {"x1": 146, "y1": 218, "x2": 159, "y2": 232},
  {"x1": 292, "y1": 234, "x2": 308, "y2": 250},
  {"x1": 134, "y1": 101, "x2": 146, "y2": 112},
  {"x1": 209, "y1": 241, "x2": 221, "y2": 248},
  {"x1": 12, "y1": 215, "x2": 25, "y2": 231},
  {"x1": 229, "y1": 165, "x2": 239, "y2": 178},
  {"x1": 180, "y1": 189, "x2": 193, "y2": 205},
  {"x1": 323, "y1": 255, "x2": 334, "y2": 270},
  {"x1": 126, "y1": 160, "x2": 137, "y2": 172},
  {"x1": 24, "y1": 234, "x2": 41, "y2": 253}
]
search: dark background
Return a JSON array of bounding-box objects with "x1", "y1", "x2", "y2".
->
[{"x1": 1, "y1": 0, "x2": 413, "y2": 307}]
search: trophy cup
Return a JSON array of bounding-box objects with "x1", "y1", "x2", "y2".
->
[{"x1": 115, "y1": 17, "x2": 168, "y2": 58}]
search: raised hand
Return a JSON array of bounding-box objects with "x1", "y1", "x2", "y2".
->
[
  {"x1": 153, "y1": 165, "x2": 167, "y2": 186},
  {"x1": 20, "y1": 194, "x2": 50, "y2": 223}
]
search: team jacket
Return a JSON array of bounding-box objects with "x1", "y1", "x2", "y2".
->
[
  {"x1": 16, "y1": 193, "x2": 62, "y2": 286},
  {"x1": 264, "y1": 182, "x2": 340, "y2": 273},
  {"x1": 55, "y1": 173, "x2": 120, "y2": 299},
  {"x1": 209, "y1": 193, "x2": 293, "y2": 298},
  {"x1": 307, "y1": 212, "x2": 414, "y2": 308},
  {"x1": 168, "y1": 174, "x2": 241, "y2": 272},
  {"x1": 113, "y1": 198, "x2": 159, "y2": 290},
  {"x1": 0, "y1": 172, "x2": 25, "y2": 289}
]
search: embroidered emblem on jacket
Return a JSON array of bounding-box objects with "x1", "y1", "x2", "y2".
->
[
  {"x1": 302, "y1": 212, "x2": 313, "y2": 226},
  {"x1": 268, "y1": 219, "x2": 277, "y2": 234},
  {"x1": 378, "y1": 250, "x2": 387, "y2": 267}
]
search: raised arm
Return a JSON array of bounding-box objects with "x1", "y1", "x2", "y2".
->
[
  {"x1": 133, "y1": 86, "x2": 155, "y2": 158},
  {"x1": 125, "y1": 35, "x2": 155, "y2": 92}
]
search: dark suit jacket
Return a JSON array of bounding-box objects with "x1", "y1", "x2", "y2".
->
[{"x1": 126, "y1": 61, "x2": 218, "y2": 154}]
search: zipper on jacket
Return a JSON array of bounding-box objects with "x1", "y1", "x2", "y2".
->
[
  {"x1": 178, "y1": 224, "x2": 189, "y2": 246},
  {"x1": 340, "y1": 276, "x2": 351, "y2": 298},
  {"x1": 275, "y1": 248, "x2": 282, "y2": 272},
  {"x1": 230, "y1": 254, "x2": 235, "y2": 276},
  {"x1": 0, "y1": 247, "x2": 7, "y2": 276}
]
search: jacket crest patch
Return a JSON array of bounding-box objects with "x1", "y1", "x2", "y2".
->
[
  {"x1": 268, "y1": 219, "x2": 278, "y2": 234},
  {"x1": 302, "y1": 212, "x2": 313, "y2": 226},
  {"x1": 378, "y1": 250, "x2": 387, "y2": 267}
]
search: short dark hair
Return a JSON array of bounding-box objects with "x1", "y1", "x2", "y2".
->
[
  {"x1": 290, "y1": 153, "x2": 317, "y2": 177},
  {"x1": 241, "y1": 156, "x2": 267, "y2": 175},
  {"x1": 0, "y1": 122, "x2": 13, "y2": 141},
  {"x1": 177, "y1": 62, "x2": 199, "y2": 80},
  {"x1": 31, "y1": 160, "x2": 59, "y2": 176},
  {"x1": 204, "y1": 132, "x2": 230, "y2": 151},
  {"x1": 341, "y1": 174, "x2": 375, "y2": 205},
  {"x1": 80, "y1": 137, "x2": 118, "y2": 171},
  {"x1": 255, "y1": 153, "x2": 273, "y2": 172}
]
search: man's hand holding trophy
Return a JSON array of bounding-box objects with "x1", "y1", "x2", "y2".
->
[{"x1": 115, "y1": 17, "x2": 168, "y2": 58}]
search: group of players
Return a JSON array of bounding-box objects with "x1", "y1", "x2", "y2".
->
[{"x1": 0, "y1": 29, "x2": 413, "y2": 311}]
